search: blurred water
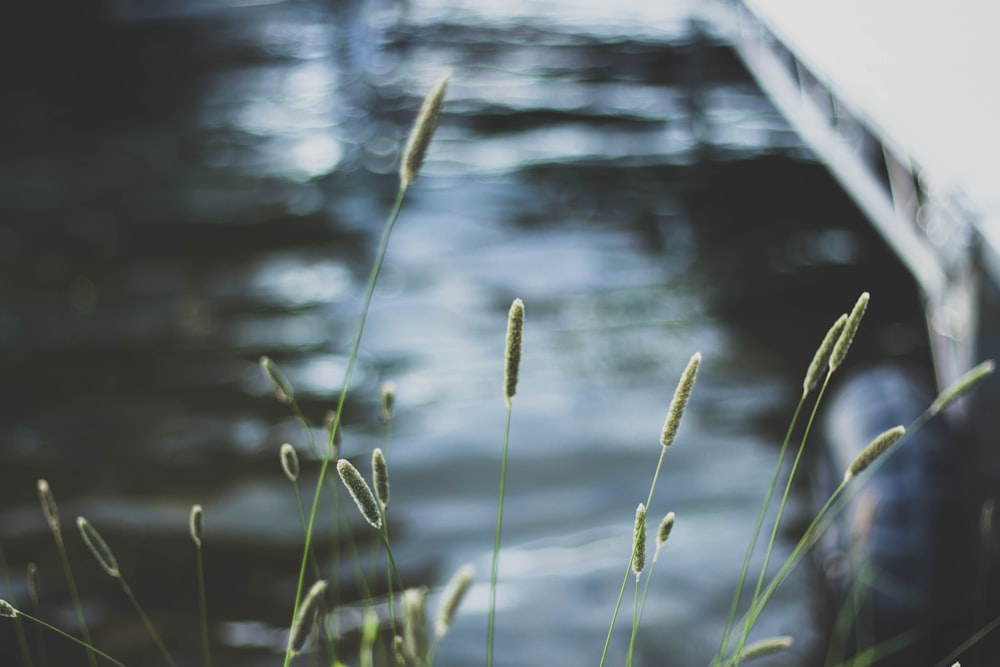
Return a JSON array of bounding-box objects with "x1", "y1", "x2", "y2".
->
[{"x1": 0, "y1": 1, "x2": 928, "y2": 666}]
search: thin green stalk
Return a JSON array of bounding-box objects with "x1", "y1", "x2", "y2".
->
[
  {"x1": 825, "y1": 627, "x2": 918, "y2": 667},
  {"x1": 117, "y1": 578, "x2": 176, "y2": 667},
  {"x1": 26, "y1": 564, "x2": 47, "y2": 667},
  {"x1": 727, "y1": 423, "x2": 918, "y2": 666},
  {"x1": 194, "y1": 542, "x2": 210, "y2": 667},
  {"x1": 730, "y1": 374, "x2": 831, "y2": 662},
  {"x1": 719, "y1": 484, "x2": 841, "y2": 667},
  {"x1": 4, "y1": 607, "x2": 127, "y2": 667},
  {"x1": 0, "y1": 546, "x2": 33, "y2": 667},
  {"x1": 626, "y1": 577, "x2": 641, "y2": 667},
  {"x1": 712, "y1": 396, "x2": 807, "y2": 667},
  {"x1": 932, "y1": 612, "x2": 1000, "y2": 667},
  {"x1": 52, "y1": 534, "x2": 95, "y2": 667},
  {"x1": 282, "y1": 185, "x2": 409, "y2": 667},
  {"x1": 37, "y1": 481, "x2": 97, "y2": 667},
  {"x1": 600, "y1": 445, "x2": 669, "y2": 667},
  {"x1": 487, "y1": 406, "x2": 513, "y2": 667}
]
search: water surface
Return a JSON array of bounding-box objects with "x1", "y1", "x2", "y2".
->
[{"x1": 0, "y1": 1, "x2": 927, "y2": 665}]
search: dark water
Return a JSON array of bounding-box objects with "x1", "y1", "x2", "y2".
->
[{"x1": 0, "y1": 1, "x2": 929, "y2": 666}]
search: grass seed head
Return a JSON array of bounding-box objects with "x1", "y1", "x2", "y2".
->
[
  {"x1": 403, "y1": 586, "x2": 429, "y2": 664},
  {"x1": 289, "y1": 580, "x2": 328, "y2": 655},
  {"x1": 336, "y1": 459, "x2": 383, "y2": 530},
  {"x1": 844, "y1": 425, "x2": 905, "y2": 482},
  {"x1": 738, "y1": 635, "x2": 794, "y2": 661},
  {"x1": 929, "y1": 359, "x2": 995, "y2": 416},
  {"x1": 381, "y1": 381, "x2": 396, "y2": 423},
  {"x1": 76, "y1": 517, "x2": 120, "y2": 578},
  {"x1": 259, "y1": 355, "x2": 294, "y2": 404},
  {"x1": 661, "y1": 352, "x2": 701, "y2": 447},
  {"x1": 803, "y1": 314, "x2": 847, "y2": 396},
  {"x1": 631, "y1": 503, "x2": 647, "y2": 578},
  {"x1": 504, "y1": 298, "x2": 525, "y2": 407},
  {"x1": 189, "y1": 504, "x2": 204, "y2": 547},
  {"x1": 372, "y1": 448, "x2": 390, "y2": 510},
  {"x1": 280, "y1": 443, "x2": 300, "y2": 482},
  {"x1": 400, "y1": 74, "x2": 450, "y2": 188},
  {"x1": 0, "y1": 599, "x2": 17, "y2": 618},
  {"x1": 435, "y1": 564, "x2": 475, "y2": 640},
  {"x1": 37, "y1": 479, "x2": 60, "y2": 533},
  {"x1": 654, "y1": 512, "x2": 676, "y2": 562},
  {"x1": 829, "y1": 292, "x2": 869, "y2": 372}
]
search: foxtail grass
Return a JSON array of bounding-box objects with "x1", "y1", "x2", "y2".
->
[
  {"x1": 189, "y1": 505, "x2": 211, "y2": 667},
  {"x1": 0, "y1": 545, "x2": 32, "y2": 667},
  {"x1": 36, "y1": 480, "x2": 97, "y2": 667},
  {"x1": 0, "y1": 599, "x2": 127, "y2": 667},
  {"x1": 738, "y1": 635, "x2": 793, "y2": 662},
  {"x1": 77, "y1": 516, "x2": 176, "y2": 667},
  {"x1": 281, "y1": 72, "x2": 449, "y2": 667},
  {"x1": 718, "y1": 293, "x2": 870, "y2": 666},
  {"x1": 380, "y1": 381, "x2": 396, "y2": 453},
  {"x1": 600, "y1": 352, "x2": 700, "y2": 667},
  {"x1": 724, "y1": 355, "x2": 993, "y2": 666},
  {"x1": 487, "y1": 297, "x2": 525, "y2": 667},
  {"x1": 288, "y1": 579, "x2": 328, "y2": 655},
  {"x1": 401, "y1": 586, "x2": 430, "y2": 666},
  {"x1": 426, "y1": 564, "x2": 475, "y2": 666},
  {"x1": 625, "y1": 503, "x2": 648, "y2": 667}
]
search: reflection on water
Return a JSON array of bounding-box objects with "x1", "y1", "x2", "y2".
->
[{"x1": 0, "y1": 1, "x2": 927, "y2": 666}]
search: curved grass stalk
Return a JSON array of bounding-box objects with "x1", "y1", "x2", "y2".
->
[
  {"x1": 37, "y1": 481, "x2": 97, "y2": 667},
  {"x1": 190, "y1": 506, "x2": 211, "y2": 667},
  {"x1": 0, "y1": 546, "x2": 33, "y2": 667},
  {"x1": 282, "y1": 184, "x2": 409, "y2": 667},
  {"x1": 727, "y1": 358, "x2": 994, "y2": 664},
  {"x1": 711, "y1": 395, "x2": 807, "y2": 667},
  {"x1": 1, "y1": 603, "x2": 127, "y2": 667},
  {"x1": 599, "y1": 444, "x2": 668, "y2": 667},
  {"x1": 728, "y1": 374, "x2": 832, "y2": 663}
]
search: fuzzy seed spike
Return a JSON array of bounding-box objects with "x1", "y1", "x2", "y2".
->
[
  {"x1": 381, "y1": 381, "x2": 396, "y2": 423},
  {"x1": 372, "y1": 448, "x2": 390, "y2": 510},
  {"x1": 336, "y1": 459, "x2": 383, "y2": 529},
  {"x1": 504, "y1": 298, "x2": 525, "y2": 407},
  {"x1": 803, "y1": 314, "x2": 847, "y2": 395},
  {"x1": 289, "y1": 580, "x2": 328, "y2": 655},
  {"x1": 929, "y1": 359, "x2": 995, "y2": 416},
  {"x1": 436, "y1": 564, "x2": 475, "y2": 640},
  {"x1": 403, "y1": 586, "x2": 429, "y2": 664},
  {"x1": 844, "y1": 425, "x2": 905, "y2": 482},
  {"x1": 830, "y1": 292, "x2": 869, "y2": 372},
  {"x1": 0, "y1": 599, "x2": 16, "y2": 618},
  {"x1": 631, "y1": 503, "x2": 647, "y2": 579},
  {"x1": 37, "y1": 479, "x2": 60, "y2": 533},
  {"x1": 76, "y1": 517, "x2": 120, "y2": 578},
  {"x1": 280, "y1": 443, "x2": 300, "y2": 482},
  {"x1": 189, "y1": 505, "x2": 204, "y2": 547},
  {"x1": 738, "y1": 635, "x2": 794, "y2": 661},
  {"x1": 400, "y1": 74, "x2": 450, "y2": 188},
  {"x1": 661, "y1": 353, "x2": 701, "y2": 447},
  {"x1": 654, "y1": 512, "x2": 676, "y2": 562},
  {"x1": 259, "y1": 355, "x2": 294, "y2": 404}
]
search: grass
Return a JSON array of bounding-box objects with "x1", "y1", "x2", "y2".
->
[{"x1": 0, "y1": 73, "x2": 997, "y2": 667}]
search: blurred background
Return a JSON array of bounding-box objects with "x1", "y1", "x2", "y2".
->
[{"x1": 0, "y1": 0, "x2": 930, "y2": 665}]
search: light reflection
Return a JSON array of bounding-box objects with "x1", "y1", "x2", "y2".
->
[{"x1": 248, "y1": 256, "x2": 352, "y2": 306}]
